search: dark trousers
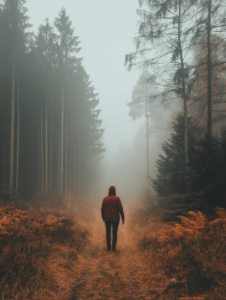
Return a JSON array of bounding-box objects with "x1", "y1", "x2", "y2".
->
[{"x1": 105, "y1": 221, "x2": 119, "y2": 250}]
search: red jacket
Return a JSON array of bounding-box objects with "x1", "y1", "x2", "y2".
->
[{"x1": 101, "y1": 186, "x2": 125, "y2": 222}]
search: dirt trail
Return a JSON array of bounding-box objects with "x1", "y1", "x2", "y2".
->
[{"x1": 70, "y1": 210, "x2": 160, "y2": 300}]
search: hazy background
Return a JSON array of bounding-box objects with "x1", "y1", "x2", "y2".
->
[{"x1": 26, "y1": 0, "x2": 174, "y2": 203}]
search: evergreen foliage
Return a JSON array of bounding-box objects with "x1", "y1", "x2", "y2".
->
[
  {"x1": 152, "y1": 113, "x2": 226, "y2": 220},
  {"x1": 126, "y1": 0, "x2": 226, "y2": 219},
  {"x1": 152, "y1": 114, "x2": 194, "y2": 196},
  {"x1": 0, "y1": 1, "x2": 104, "y2": 198}
]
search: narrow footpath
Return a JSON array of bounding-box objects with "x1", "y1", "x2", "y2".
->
[{"x1": 70, "y1": 210, "x2": 163, "y2": 300}]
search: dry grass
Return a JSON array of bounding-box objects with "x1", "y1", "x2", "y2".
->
[
  {"x1": 2, "y1": 193, "x2": 225, "y2": 300},
  {"x1": 0, "y1": 194, "x2": 90, "y2": 300},
  {"x1": 131, "y1": 204, "x2": 226, "y2": 300}
]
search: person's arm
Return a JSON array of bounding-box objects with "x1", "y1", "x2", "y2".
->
[
  {"x1": 118, "y1": 198, "x2": 125, "y2": 224},
  {"x1": 101, "y1": 199, "x2": 105, "y2": 221}
]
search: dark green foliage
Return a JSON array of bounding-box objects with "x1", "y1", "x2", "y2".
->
[
  {"x1": 152, "y1": 113, "x2": 226, "y2": 220},
  {"x1": 0, "y1": 2, "x2": 104, "y2": 198},
  {"x1": 152, "y1": 114, "x2": 195, "y2": 196},
  {"x1": 191, "y1": 135, "x2": 226, "y2": 208}
]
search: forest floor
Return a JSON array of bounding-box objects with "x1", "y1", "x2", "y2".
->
[
  {"x1": 2, "y1": 201, "x2": 224, "y2": 299},
  {"x1": 71, "y1": 208, "x2": 168, "y2": 300}
]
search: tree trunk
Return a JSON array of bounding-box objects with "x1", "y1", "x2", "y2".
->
[
  {"x1": 77, "y1": 117, "x2": 81, "y2": 196},
  {"x1": 145, "y1": 88, "x2": 150, "y2": 183},
  {"x1": 40, "y1": 96, "x2": 44, "y2": 192},
  {"x1": 49, "y1": 109, "x2": 52, "y2": 191},
  {"x1": 15, "y1": 77, "x2": 20, "y2": 197},
  {"x1": 45, "y1": 96, "x2": 48, "y2": 192},
  {"x1": 3, "y1": 133, "x2": 6, "y2": 192},
  {"x1": 69, "y1": 143, "x2": 72, "y2": 192},
  {"x1": 9, "y1": 58, "x2": 15, "y2": 196},
  {"x1": 70, "y1": 141, "x2": 75, "y2": 194},
  {"x1": 65, "y1": 119, "x2": 68, "y2": 193},
  {"x1": 178, "y1": 0, "x2": 191, "y2": 193},
  {"x1": 60, "y1": 84, "x2": 64, "y2": 194},
  {"x1": 207, "y1": 0, "x2": 212, "y2": 137}
]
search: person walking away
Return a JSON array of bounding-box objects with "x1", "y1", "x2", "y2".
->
[{"x1": 101, "y1": 186, "x2": 125, "y2": 251}]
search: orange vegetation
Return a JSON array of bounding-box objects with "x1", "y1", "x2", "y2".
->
[
  {"x1": 0, "y1": 199, "x2": 90, "y2": 299},
  {"x1": 1, "y1": 199, "x2": 226, "y2": 300},
  {"x1": 133, "y1": 205, "x2": 226, "y2": 299}
]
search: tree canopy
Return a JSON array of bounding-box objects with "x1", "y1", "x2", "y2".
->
[{"x1": 0, "y1": 1, "x2": 105, "y2": 199}]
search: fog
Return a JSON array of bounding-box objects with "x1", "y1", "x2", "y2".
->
[
  {"x1": 97, "y1": 97, "x2": 181, "y2": 204},
  {"x1": 26, "y1": 0, "x2": 173, "y2": 203},
  {"x1": 99, "y1": 124, "x2": 160, "y2": 204},
  {"x1": 0, "y1": 0, "x2": 181, "y2": 202},
  {"x1": 2, "y1": 1, "x2": 226, "y2": 299}
]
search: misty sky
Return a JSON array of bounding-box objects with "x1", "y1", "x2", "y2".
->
[{"x1": 26, "y1": 0, "x2": 158, "y2": 201}]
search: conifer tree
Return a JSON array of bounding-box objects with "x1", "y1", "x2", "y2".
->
[
  {"x1": 125, "y1": 0, "x2": 198, "y2": 193},
  {"x1": 191, "y1": 0, "x2": 226, "y2": 136},
  {"x1": 2, "y1": 0, "x2": 31, "y2": 196},
  {"x1": 189, "y1": 35, "x2": 226, "y2": 136},
  {"x1": 54, "y1": 8, "x2": 81, "y2": 194},
  {"x1": 128, "y1": 70, "x2": 156, "y2": 183},
  {"x1": 36, "y1": 19, "x2": 57, "y2": 192},
  {"x1": 0, "y1": 3, "x2": 104, "y2": 199}
]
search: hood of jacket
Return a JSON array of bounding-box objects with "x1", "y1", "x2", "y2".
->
[{"x1": 108, "y1": 186, "x2": 116, "y2": 195}]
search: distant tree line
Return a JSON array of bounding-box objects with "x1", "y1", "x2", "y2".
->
[
  {"x1": 0, "y1": 0, "x2": 104, "y2": 199},
  {"x1": 126, "y1": 0, "x2": 226, "y2": 217}
]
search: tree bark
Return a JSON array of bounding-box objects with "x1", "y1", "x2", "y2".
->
[
  {"x1": 49, "y1": 109, "x2": 52, "y2": 191},
  {"x1": 45, "y1": 96, "x2": 48, "y2": 192},
  {"x1": 3, "y1": 133, "x2": 6, "y2": 192},
  {"x1": 145, "y1": 87, "x2": 150, "y2": 183},
  {"x1": 207, "y1": 0, "x2": 212, "y2": 137},
  {"x1": 69, "y1": 143, "x2": 72, "y2": 192},
  {"x1": 40, "y1": 96, "x2": 44, "y2": 192},
  {"x1": 77, "y1": 117, "x2": 81, "y2": 196},
  {"x1": 65, "y1": 119, "x2": 68, "y2": 193},
  {"x1": 9, "y1": 58, "x2": 16, "y2": 196},
  {"x1": 60, "y1": 84, "x2": 64, "y2": 194},
  {"x1": 178, "y1": 0, "x2": 191, "y2": 193},
  {"x1": 15, "y1": 77, "x2": 20, "y2": 197}
]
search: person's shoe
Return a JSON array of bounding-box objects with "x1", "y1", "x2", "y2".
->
[
  {"x1": 112, "y1": 248, "x2": 116, "y2": 252},
  {"x1": 107, "y1": 248, "x2": 111, "y2": 251}
]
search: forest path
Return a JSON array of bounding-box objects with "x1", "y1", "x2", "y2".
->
[{"x1": 71, "y1": 209, "x2": 159, "y2": 300}]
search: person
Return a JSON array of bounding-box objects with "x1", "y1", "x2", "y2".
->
[{"x1": 101, "y1": 186, "x2": 125, "y2": 251}]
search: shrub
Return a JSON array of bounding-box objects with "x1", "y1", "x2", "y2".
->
[
  {"x1": 137, "y1": 208, "x2": 226, "y2": 299},
  {"x1": 0, "y1": 202, "x2": 89, "y2": 299}
]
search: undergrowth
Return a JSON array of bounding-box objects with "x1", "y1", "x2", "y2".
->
[
  {"x1": 0, "y1": 194, "x2": 90, "y2": 300},
  {"x1": 133, "y1": 205, "x2": 226, "y2": 300}
]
